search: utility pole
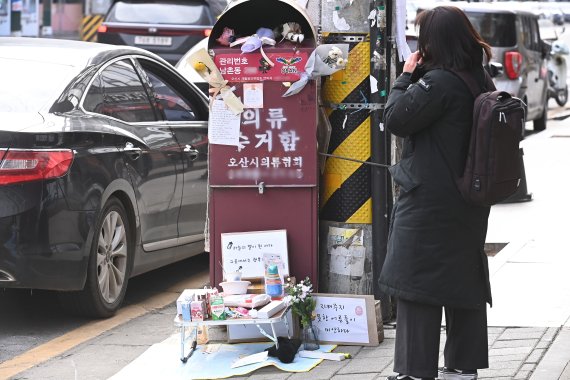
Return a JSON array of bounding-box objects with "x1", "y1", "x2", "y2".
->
[
  {"x1": 10, "y1": 0, "x2": 21, "y2": 36},
  {"x1": 42, "y1": 0, "x2": 52, "y2": 36}
]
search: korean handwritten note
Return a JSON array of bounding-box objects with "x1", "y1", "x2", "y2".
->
[
  {"x1": 209, "y1": 99, "x2": 241, "y2": 146},
  {"x1": 313, "y1": 295, "x2": 370, "y2": 344},
  {"x1": 221, "y1": 229, "x2": 289, "y2": 279}
]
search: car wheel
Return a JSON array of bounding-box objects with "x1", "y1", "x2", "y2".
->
[
  {"x1": 59, "y1": 196, "x2": 133, "y2": 318},
  {"x1": 533, "y1": 100, "x2": 547, "y2": 132},
  {"x1": 556, "y1": 87, "x2": 568, "y2": 107}
]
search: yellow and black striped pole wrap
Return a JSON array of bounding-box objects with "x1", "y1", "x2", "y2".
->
[
  {"x1": 320, "y1": 34, "x2": 372, "y2": 224},
  {"x1": 81, "y1": 15, "x2": 104, "y2": 42}
]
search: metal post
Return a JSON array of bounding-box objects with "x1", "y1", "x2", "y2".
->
[
  {"x1": 318, "y1": 0, "x2": 376, "y2": 296},
  {"x1": 41, "y1": 0, "x2": 52, "y2": 36},
  {"x1": 10, "y1": 0, "x2": 21, "y2": 36},
  {"x1": 370, "y1": 0, "x2": 393, "y2": 322}
]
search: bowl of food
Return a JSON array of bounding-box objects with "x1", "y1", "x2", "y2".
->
[{"x1": 219, "y1": 280, "x2": 251, "y2": 295}]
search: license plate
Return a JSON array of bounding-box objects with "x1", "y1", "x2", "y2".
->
[{"x1": 134, "y1": 36, "x2": 172, "y2": 46}]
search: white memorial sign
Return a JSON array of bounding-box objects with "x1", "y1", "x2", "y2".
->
[
  {"x1": 221, "y1": 229, "x2": 289, "y2": 279},
  {"x1": 312, "y1": 294, "x2": 379, "y2": 346}
]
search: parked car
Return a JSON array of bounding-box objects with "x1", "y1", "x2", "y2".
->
[
  {"x1": 418, "y1": 2, "x2": 551, "y2": 132},
  {"x1": 97, "y1": 0, "x2": 215, "y2": 65},
  {"x1": 0, "y1": 38, "x2": 209, "y2": 318}
]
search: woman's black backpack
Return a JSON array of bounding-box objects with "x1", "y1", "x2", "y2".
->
[{"x1": 453, "y1": 70, "x2": 526, "y2": 206}]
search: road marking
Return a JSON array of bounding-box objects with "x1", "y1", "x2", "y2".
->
[{"x1": 0, "y1": 269, "x2": 209, "y2": 379}]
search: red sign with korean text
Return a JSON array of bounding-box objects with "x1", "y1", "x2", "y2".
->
[
  {"x1": 209, "y1": 81, "x2": 317, "y2": 186},
  {"x1": 214, "y1": 49, "x2": 308, "y2": 82}
]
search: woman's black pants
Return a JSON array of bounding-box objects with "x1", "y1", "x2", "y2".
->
[{"x1": 393, "y1": 298, "x2": 489, "y2": 378}]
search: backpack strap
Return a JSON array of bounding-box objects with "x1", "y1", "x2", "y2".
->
[{"x1": 451, "y1": 69, "x2": 497, "y2": 98}]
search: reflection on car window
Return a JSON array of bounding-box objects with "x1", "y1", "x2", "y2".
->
[
  {"x1": 467, "y1": 12, "x2": 516, "y2": 47},
  {"x1": 522, "y1": 17, "x2": 533, "y2": 50},
  {"x1": 144, "y1": 70, "x2": 198, "y2": 122},
  {"x1": 529, "y1": 18, "x2": 541, "y2": 51},
  {"x1": 98, "y1": 59, "x2": 156, "y2": 123},
  {"x1": 84, "y1": 74, "x2": 104, "y2": 113}
]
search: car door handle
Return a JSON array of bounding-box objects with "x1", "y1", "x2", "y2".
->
[
  {"x1": 184, "y1": 145, "x2": 199, "y2": 160},
  {"x1": 124, "y1": 142, "x2": 142, "y2": 159}
]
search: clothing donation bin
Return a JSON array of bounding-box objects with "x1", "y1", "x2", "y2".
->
[{"x1": 206, "y1": 0, "x2": 319, "y2": 290}]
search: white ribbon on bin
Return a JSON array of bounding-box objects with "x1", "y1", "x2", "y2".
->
[{"x1": 282, "y1": 44, "x2": 349, "y2": 97}]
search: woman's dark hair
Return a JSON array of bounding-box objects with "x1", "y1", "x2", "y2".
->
[{"x1": 416, "y1": 6, "x2": 492, "y2": 70}]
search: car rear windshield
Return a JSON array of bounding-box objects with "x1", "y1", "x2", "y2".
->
[
  {"x1": 466, "y1": 12, "x2": 517, "y2": 47},
  {"x1": 0, "y1": 58, "x2": 75, "y2": 112},
  {"x1": 107, "y1": 1, "x2": 213, "y2": 25}
]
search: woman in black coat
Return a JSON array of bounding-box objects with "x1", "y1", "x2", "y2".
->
[{"x1": 380, "y1": 6, "x2": 493, "y2": 380}]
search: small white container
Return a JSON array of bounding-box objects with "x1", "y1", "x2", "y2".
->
[{"x1": 219, "y1": 280, "x2": 251, "y2": 295}]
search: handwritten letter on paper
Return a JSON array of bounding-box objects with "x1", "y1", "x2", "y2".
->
[
  {"x1": 221, "y1": 229, "x2": 289, "y2": 279},
  {"x1": 209, "y1": 99, "x2": 241, "y2": 146}
]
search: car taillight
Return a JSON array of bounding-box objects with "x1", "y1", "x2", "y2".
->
[
  {"x1": 0, "y1": 149, "x2": 74, "y2": 185},
  {"x1": 504, "y1": 51, "x2": 523, "y2": 80},
  {"x1": 204, "y1": 29, "x2": 212, "y2": 37},
  {"x1": 97, "y1": 24, "x2": 108, "y2": 33}
]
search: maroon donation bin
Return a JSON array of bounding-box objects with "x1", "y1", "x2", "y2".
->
[{"x1": 207, "y1": 0, "x2": 319, "y2": 290}]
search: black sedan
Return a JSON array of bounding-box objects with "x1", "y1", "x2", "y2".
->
[{"x1": 0, "y1": 38, "x2": 209, "y2": 317}]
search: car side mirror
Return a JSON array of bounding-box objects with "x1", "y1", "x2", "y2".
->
[
  {"x1": 485, "y1": 62, "x2": 504, "y2": 78},
  {"x1": 49, "y1": 99, "x2": 75, "y2": 113}
]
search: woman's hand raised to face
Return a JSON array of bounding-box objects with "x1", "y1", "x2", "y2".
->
[{"x1": 403, "y1": 51, "x2": 423, "y2": 74}]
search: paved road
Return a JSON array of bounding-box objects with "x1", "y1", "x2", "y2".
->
[{"x1": 0, "y1": 253, "x2": 209, "y2": 379}]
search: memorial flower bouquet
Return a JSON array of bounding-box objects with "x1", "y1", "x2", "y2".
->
[
  {"x1": 285, "y1": 276, "x2": 316, "y2": 328},
  {"x1": 285, "y1": 276, "x2": 319, "y2": 350}
]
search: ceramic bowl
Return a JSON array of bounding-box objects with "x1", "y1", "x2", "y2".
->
[{"x1": 219, "y1": 280, "x2": 251, "y2": 295}]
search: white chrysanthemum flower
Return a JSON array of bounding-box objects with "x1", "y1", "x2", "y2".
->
[{"x1": 329, "y1": 46, "x2": 342, "y2": 59}]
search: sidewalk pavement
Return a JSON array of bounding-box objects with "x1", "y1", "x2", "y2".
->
[{"x1": 12, "y1": 113, "x2": 570, "y2": 379}]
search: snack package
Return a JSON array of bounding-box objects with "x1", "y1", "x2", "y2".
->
[
  {"x1": 210, "y1": 295, "x2": 226, "y2": 320},
  {"x1": 191, "y1": 300, "x2": 205, "y2": 321}
]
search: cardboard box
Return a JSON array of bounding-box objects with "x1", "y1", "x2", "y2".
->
[{"x1": 256, "y1": 300, "x2": 286, "y2": 319}]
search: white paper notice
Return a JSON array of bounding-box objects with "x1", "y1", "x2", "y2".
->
[
  {"x1": 370, "y1": 75, "x2": 378, "y2": 94},
  {"x1": 243, "y1": 83, "x2": 264, "y2": 109},
  {"x1": 333, "y1": 11, "x2": 350, "y2": 31},
  {"x1": 231, "y1": 351, "x2": 268, "y2": 368},
  {"x1": 329, "y1": 245, "x2": 365, "y2": 276},
  {"x1": 208, "y1": 99, "x2": 241, "y2": 146},
  {"x1": 313, "y1": 296, "x2": 369, "y2": 344}
]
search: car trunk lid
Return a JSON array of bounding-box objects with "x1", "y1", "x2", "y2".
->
[{"x1": 0, "y1": 112, "x2": 45, "y2": 133}]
